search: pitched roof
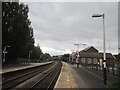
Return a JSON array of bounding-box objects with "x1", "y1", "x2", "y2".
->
[
  {"x1": 71, "y1": 52, "x2": 77, "y2": 56},
  {"x1": 80, "y1": 46, "x2": 98, "y2": 52},
  {"x1": 79, "y1": 52, "x2": 115, "y2": 59},
  {"x1": 99, "y1": 53, "x2": 115, "y2": 59}
]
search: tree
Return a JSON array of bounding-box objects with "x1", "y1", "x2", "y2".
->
[
  {"x1": 52, "y1": 54, "x2": 69, "y2": 61},
  {"x1": 2, "y1": 2, "x2": 34, "y2": 64},
  {"x1": 30, "y1": 45, "x2": 43, "y2": 60},
  {"x1": 41, "y1": 53, "x2": 51, "y2": 61},
  {"x1": 61, "y1": 54, "x2": 69, "y2": 62}
]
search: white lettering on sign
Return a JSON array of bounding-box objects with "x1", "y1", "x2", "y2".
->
[{"x1": 103, "y1": 62, "x2": 106, "y2": 68}]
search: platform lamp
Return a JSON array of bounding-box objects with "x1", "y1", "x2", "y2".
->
[
  {"x1": 92, "y1": 13, "x2": 107, "y2": 84},
  {"x1": 28, "y1": 51, "x2": 32, "y2": 64},
  {"x1": 74, "y1": 44, "x2": 87, "y2": 63}
]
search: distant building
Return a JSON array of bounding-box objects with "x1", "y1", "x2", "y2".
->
[
  {"x1": 70, "y1": 46, "x2": 116, "y2": 67},
  {"x1": 69, "y1": 52, "x2": 77, "y2": 64}
]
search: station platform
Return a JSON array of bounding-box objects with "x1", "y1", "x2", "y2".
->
[
  {"x1": 0, "y1": 61, "x2": 53, "y2": 74},
  {"x1": 1, "y1": 61, "x2": 78, "y2": 89},
  {"x1": 54, "y1": 62, "x2": 78, "y2": 89}
]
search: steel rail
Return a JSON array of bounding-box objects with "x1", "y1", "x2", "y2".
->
[
  {"x1": 2, "y1": 62, "x2": 54, "y2": 89},
  {"x1": 2, "y1": 62, "x2": 52, "y2": 82},
  {"x1": 30, "y1": 62, "x2": 58, "y2": 89},
  {"x1": 47, "y1": 62, "x2": 61, "y2": 89}
]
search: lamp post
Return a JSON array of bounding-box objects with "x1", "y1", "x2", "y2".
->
[
  {"x1": 28, "y1": 51, "x2": 32, "y2": 64},
  {"x1": 74, "y1": 44, "x2": 87, "y2": 57},
  {"x1": 74, "y1": 44, "x2": 80, "y2": 58},
  {"x1": 3, "y1": 45, "x2": 11, "y2": 63},
  {"x1": 92, "y1": 13, "x2": 107, "y2": 84},
  {"x1": 74, "y1": 44, "x2": 86, "y2": 65}
]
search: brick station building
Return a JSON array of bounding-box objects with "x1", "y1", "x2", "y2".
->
[{"x1": 70, "y1": 46, "x2": 116, "y2": 67}]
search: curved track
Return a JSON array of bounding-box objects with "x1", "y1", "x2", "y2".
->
[
  {"x1": 30, "y1": 61, "x2": 62, "y2": 89},
  {"x1": 2, "y1": 61, "x2": 62, "y2": 89}
]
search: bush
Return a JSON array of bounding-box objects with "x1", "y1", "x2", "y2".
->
[{"x1": 109, "y1": 82, "x2": 120, "y2": 89}]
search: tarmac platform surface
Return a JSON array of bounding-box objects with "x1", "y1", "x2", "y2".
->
[{"x1": 0, "y1": 61, "x2": 52, "y2": 74}]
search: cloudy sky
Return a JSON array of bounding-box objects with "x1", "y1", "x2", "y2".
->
[{"x1": 20, "y1": 0, "x2": 119, "y2": 56}]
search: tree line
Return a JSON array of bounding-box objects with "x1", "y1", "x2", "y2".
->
[
  {"x1": 2, "y1": 2, "x2": 51, "y2": 65},
  {"x1": 52, "y1": 54, "x2": 69, "y2": 62}
]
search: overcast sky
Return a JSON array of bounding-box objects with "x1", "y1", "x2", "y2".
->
[{"x1": 20, "y1": 0, "x2": 119, "y2": 56}]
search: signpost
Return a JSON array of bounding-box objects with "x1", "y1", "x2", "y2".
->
[{"x1": 3, "y1": 46, "x2": 10, "y2": 63}]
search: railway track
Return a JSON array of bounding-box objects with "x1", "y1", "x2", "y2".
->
[
  {"x1": 2, "y1": 61, "x2": 62, "y2": 89},
  {"x1": 2, "y1": 62, "x2": 54, "y2": 89},
  {"x1": 30, "y1": 61, "x2": 62, "y2": 89},
  {"x1": 2, "y1": 62, "x2": 52, "y2": 81}
]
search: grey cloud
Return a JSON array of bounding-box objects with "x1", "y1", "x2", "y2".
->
[{"x1": 24, "y1": 2, "x2": 118, "y2": 55}]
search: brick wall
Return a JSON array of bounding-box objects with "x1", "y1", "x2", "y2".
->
[{"x1": 79, "y1": 58, "x2": 114, "y2": 67}]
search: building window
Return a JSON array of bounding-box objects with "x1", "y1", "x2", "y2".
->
[
  {"x1": 87, "y1": 58, "x2": 91, "y2": 64},
  {"x1": 93, "y1": 58, "x2": 98, "y2": 64},
  {"x1": 81, "y1": 58, "x2": 85, "y2": 63}
]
